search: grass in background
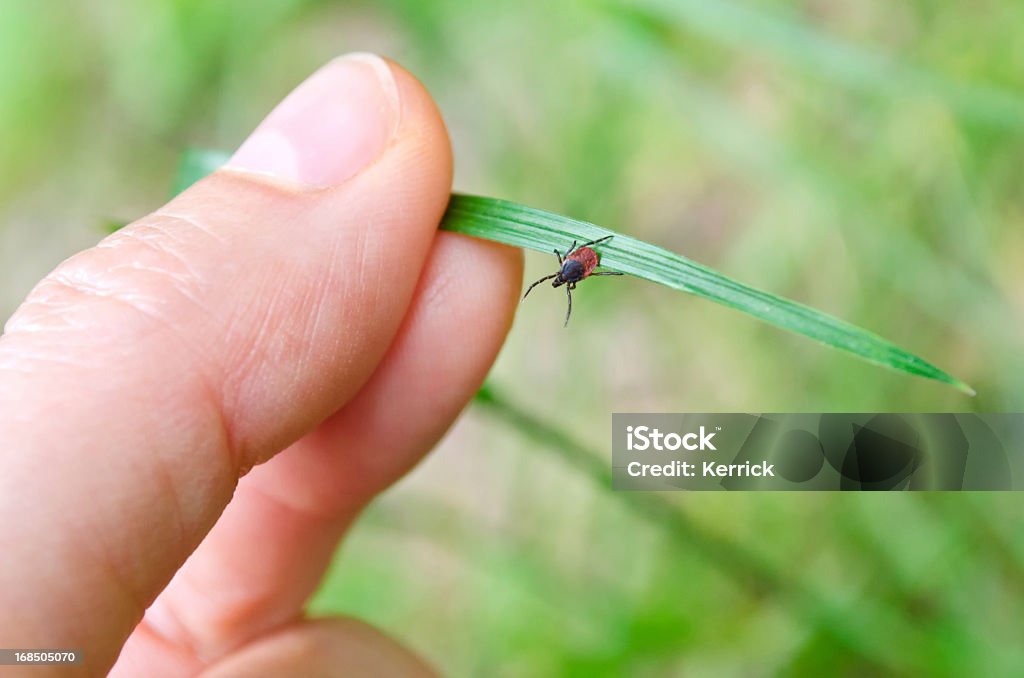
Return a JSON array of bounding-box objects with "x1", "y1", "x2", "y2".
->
[{"x1": 3, "y1": 0, "x2": 1024, "y2": 675}]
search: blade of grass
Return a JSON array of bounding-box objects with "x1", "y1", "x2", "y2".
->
[
  {"x1": 445, "y1": 195, "x2": 973, "y2": 394},
  {"x1": 171, "y1": 150, "x2": 972, "y2": 394},
  {"x1": 173, "y1": 148, "x2": 233, "y2": 196}
]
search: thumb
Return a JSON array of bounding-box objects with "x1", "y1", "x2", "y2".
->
[{"x1": 0, "y1": 54, "x2": 452, "y2": 672}]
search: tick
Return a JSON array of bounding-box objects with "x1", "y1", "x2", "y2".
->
[{"x1": 522, "y1": 235, "x2": 623, "y2": 326}]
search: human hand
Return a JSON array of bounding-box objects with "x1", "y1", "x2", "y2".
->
[{"x1": 0, "y1": 54, "x2": 522, "y2": 676}]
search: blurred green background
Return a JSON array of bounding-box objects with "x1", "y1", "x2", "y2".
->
[{"x1": 3, "y1": 0, "x2": 1024, "y2": 675}]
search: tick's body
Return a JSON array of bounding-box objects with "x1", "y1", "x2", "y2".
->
[
  {"x1": 562, "y1": 247, "x2": 600, "y2": 282},
  {"x1": 522, "y1": 235, "x2": 623, "y2": 326}
]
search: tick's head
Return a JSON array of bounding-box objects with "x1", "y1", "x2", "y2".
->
[
  {"x1": 559, "y1": 258, "x2": 586, "y2": 283},
  {"x1": 551, "y1": 274, "x2": 566, "y2": 288}
]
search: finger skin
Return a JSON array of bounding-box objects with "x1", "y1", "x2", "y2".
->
[
  {"x1": 0, "y1": 59, "x2": 451, "y2": 675},
  {"x1": 111, "y1": 234, "x2": 522, "y2": 675},
  {"x1": 199, "y1": 618, "x2": 438, "y2": 678}
]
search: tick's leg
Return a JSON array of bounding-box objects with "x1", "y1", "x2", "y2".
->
[
  {"x1": 563, "y1": 240, "x2": 578, "y2": 259},
  {"x1": 564, "y1": 285, "x2": 573, "y2": 327},
  {"x1": 522, "y1": 273, "x2": 558, "y2": 301},
  {"x1": 578, "y1": 235, "x2": 614, "y2": 250},
  {"x1": 553, "y1": 248, "x2": 563, "y2": 265},
  {"x1": 591, "y1": 271, "x2": 624, "y2": 276}
]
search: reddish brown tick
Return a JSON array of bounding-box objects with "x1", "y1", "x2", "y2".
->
[{"x1": 522, "y1": 235, "x2": 623, "y2": 326}]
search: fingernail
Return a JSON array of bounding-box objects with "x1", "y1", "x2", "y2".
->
[{"x1": 227, "y1": 53, "x2": 399, "y2": 187}]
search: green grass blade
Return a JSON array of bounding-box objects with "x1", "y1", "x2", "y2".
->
[
  {"x1": 170, "y1": 151, "x2": 972, "y2": 394},
  {"x1": 173, "y1": 148, "x2": 231, "y2": 195},
  {"x1": 445, "y1": 195, "x2": 973, "y2": 395}
]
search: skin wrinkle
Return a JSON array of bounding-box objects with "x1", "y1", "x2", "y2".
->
[
  {"x1": 71, "y1": 531, "x2": 149, "y2": 659},
  {"x1": 217, "y1": 262, "x2": 332, "y2": 454},
  {"x1": 228, "y1": 274, "x2": 287, "y2": 377},
  {"x1": 150, "y1": 209, "x2": 230, "y2": 246},
  {"x1": 3, "y1": 266, "x2": 242, "y2": 480},
  {"x1": 216, "y1": 260, "x2": 315, "y2": 450},
  {"x1": 298, "y1": 224, "x2": 352, "y2": 370},
  {"x1": 299, "y1": 274, "x2": 343, "y2": 381},
  {"x1": 112, "y1": 262, "x2": 204, "y2": 308},
  {"x1": 2, "y1": 303, "x2": 64, "y2": 334},
  {"x1": 5, "y1": 286, "x2": 103, "y2": 333},
  {"x1": 19, "y1": 274, "x2": 186, "y2": 345},
  {"x1": 78, "y1": 214, "x2": 216, "y2": 315},
  {"x1": 5, "y1": 229, "x2": 221, "y2": 386},
  {"x1": 242, "y1": 469, "x2": 358, "y2": 528},
  {"x1": 350, "y1": 225, "x2": 375, "y2": 353},
  {"x1": 48, "y1": 270, "x2": 161, "y2": 310},
  {"x1": 143, "y1": 574, "x2": 211, "y2": 668},
  {"x1": 153, "y1": 579, "x2": 252, "y2": 664},
  {"x1": 296, "y1": 235, "x2": 355, "y2": 376},
  {"x1": 103, "y1": 219, "x2": 208, "y2": 286},
  {"x1": 0, "y1": 343, "x2": 110, "y2": 371},
  {"x1": 5, "y1": 275, "x2": 159, "y2": 336},
  {"x1": 418, "y1": 257, "x2": 458, "y2": 316},
  {"x1": 149, "y1": 482, "x2": 352, "y2": 662},
  {"x1": 147, "y1": 427, "x2": 195, "y2": 567},
  {"x1": 308, "y1": 221, "x2": 376, "y2": 383},
  {"x1": 340, "y1": 213, "x2": 397, "y2": 377}
]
